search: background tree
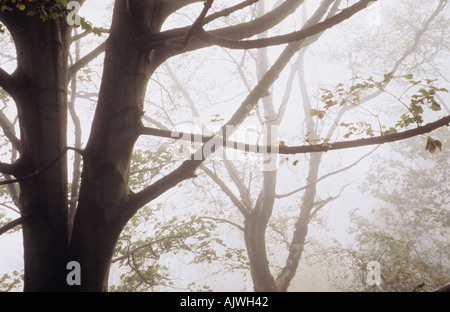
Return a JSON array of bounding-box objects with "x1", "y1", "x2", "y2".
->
[{"x1": 323, "y1": 127, "x2": 449, "y2": 292}]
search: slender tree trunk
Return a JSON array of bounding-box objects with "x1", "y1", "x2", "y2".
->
[
  {"x1": 276, "y1": 153, "x2": 322, "y2": 291},
  {"x1": 244, "y1": 171, "x2": 279, "y2": 292}
]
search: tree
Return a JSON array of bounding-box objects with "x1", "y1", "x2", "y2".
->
[
  {"x1": 324, "y1": 127, "x2": 449, "y2": 292},
  {"x1": 169, "y1": 0, "x2": 450, "y2": 292},
  {"x1": 0, "y1": 0, "x2": 448, "y2": 292}
]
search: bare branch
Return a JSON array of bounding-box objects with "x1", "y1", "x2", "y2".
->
[
  {"x1": 70, "y1": 27, "x2": 110, "y2": 44},
  {"x1": 199, "y1": 216, "x2": 244, "y2": 232},
  {"x1": 0, "y1": 217, "x2": 22, "y2": 237},
  {"x1": 0, "y1": 67, "x2": 15, "y2": 95},
  {"x1": 0, "y1": 161, "x2": 18, "y2": 176},
  {"x1": 140, "y1": 114, "x2": 450, "y2": 155},
  {"x1": 135, "y1": 0, "x2": 304, "y2": 49},
  {"x1": 201, "y1": 0, "x2": 260, "y2": 26},
  {"x1": 68, "y1": 40, "x2": 107, "y2": 82},
  {"x1": 223, "y1": 160, "x2": 253, "y2": 209},
  {"x1": 432, "y1": 282, "x2": 450, "y2": 292},
  {"x1": 126, "y1": 0, "x2": 381, "y2": 215},
  {"x1": 180, "y1": 0, "x2": 215, "y2": 49},
  {"x1": 0, "y1": 146, "x2": 84, "y2": 186},
  {"x1": 196, "y1": 0, "x2": 375, "y2": 50},
  {"x1": 276, "y1": 146, "x2": 379, "y2": 198},
  {"x1": 0, "y1": 106, "x2": 21, "y2": 153},
  {"x1": 200, "y1": 165, "x2": 250, "y2": 217}
]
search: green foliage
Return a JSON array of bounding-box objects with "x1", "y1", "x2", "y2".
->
[
  {"x1": 308, "y1": 74, "x2": 448, "y2": 147},
  {"x1": 0, "y1": 0, "x2": 102, "y2": 35},
  {"x1": 0, "y1": 270, "x2": 22, "y2": 291},
  {"x1": 330, "y1": 128, "x2": 450, "y2": 291},
  {"x1": 0, "y1": 0, "x2": 68, "y2": 21},
  {"x1": 110, "y1": 204, "x2": 227, "y2": 292}
]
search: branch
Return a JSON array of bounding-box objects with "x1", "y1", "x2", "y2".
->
[
  {"x1": 223, "y1": 160, "x2": 253, "y2": 210},
  {"x1": 180, "y1": 0, "x2": 215, "y2": 49},
  {"x1": 198, "y1": 216, "x2": 244, "y2": 232},
  {"x1": 0, "y1": 109, "x2": 21, "y2": 152},
  {"x1": 70, "y1": 27, "x2": 110, "y2": 44},
  {"x1": 111, "y1": 236, "x2": 184, "y2": 264},
  {"x1": 126, "y1": 1, "x2": 369, "y2": 214},
  {"x1": 200, "y1": 165, "x2": 250, "y2": 217},
  {"x1": 275, "y1": 146, "x2": 379, "y2": 198},
  {"x1": 201, "y1": 0, "x2": 259, "y2": 26},
  {"x1": 0, "y1": 217, "x2": 22, "y2": 237},
  {"x1": 139, "y1": 114, "x2": 450, "y2": 154},
  {"x1": 68, "y1": 40, "x2": 107, "y2": 82},
  {"x1": 0, "y1": 146, "x2": 84, "y2": 186},
  {"x1": 196, "y1": 0, "x2": 375, "y2": 50},
  {"x1": 0, "y1": 161, "x2": 18, "y2": 176},
  {"x1": 432, "y1": 282, "x2": 450, "y2": 292},
  {"x1": 135, "y1": 0, "x2": 303, "y2": 49},
  {"x1": 0, "y1": 67, "x2": 15, "y2": 95}
]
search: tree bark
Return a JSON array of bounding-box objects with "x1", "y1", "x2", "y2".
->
[
  {"x1": 67, "y1": 0, "x2": 188, "y2": 291},
  {"x1": 2, "y1": 14, "x2": 71, "y2": 291}
]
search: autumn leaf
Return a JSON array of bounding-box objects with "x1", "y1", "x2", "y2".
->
[{"x1": 425, "y1": 137, "x2": 442, "y2": 154}]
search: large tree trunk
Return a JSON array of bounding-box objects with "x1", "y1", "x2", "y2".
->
[
  {"x1": 5, "y1": 16, "x2": 71, "y2": 291},
  {"x1": 68, "y1": 0, "x2": 169, "y2": 291}
]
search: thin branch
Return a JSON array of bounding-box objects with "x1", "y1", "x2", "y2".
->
[
  {"x1": 180, "y1": 0, "x2": 215, "y2": 49},
  {"x1": 200, "y1": 165, "x2": 250, "y2": 217},
  {"x1": 0, "y1": 146, "x2": 84, "y2": 186},
  {"x1": 276, "y1": 146, "x2": 379, "y2": 198},
  {"x1": 70, "y1": 27, "x2": 110, "y2": 44},
  {"x1": 139, "y1": 114, "x2": 450, "y2": 155},
  {"x1": 195, "y1": 0, "x2": 375, "y2": 50},
  {"x1": 135, "y1": 0, "x2": 303, "y2": 49},
  {"x1": 126, "y1": 0, "x2": 385, "y2": 215},
  {"x1": 111, "y1": 236, "x2": 184, "y2": 264},
  {"x1": 201, "y1": 0, "x2": 259, "y2": 26},
  {"x1": 390, "y1": 0, "x2": 447, "y2": 76},
  {"x1": 223, "y1": 160, "x2": 253, "y2": 210},
  {"x1": 68, "y1": 40, "x2": 107, "y2": 82},
  {"x1": 0, "y1": 110, "x2": 21, "y2": 152},
  {"x1": 198, "y1": 216, "x2": 244, "y2": 232},
  {"x1": 142, "y1": 115, "x2": 171, "y2": 131},
  {"x1": 0, "y1": 217, "x2": 22, "y2": 237}
]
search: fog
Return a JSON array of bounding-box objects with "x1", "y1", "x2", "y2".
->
[{"x1": 0, "y1": 0, "x2": 449, "y2": 292}]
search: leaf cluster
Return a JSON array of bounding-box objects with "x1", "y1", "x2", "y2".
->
[{"x1": 308, "y1": 74, "x2": 448, "y2": 152}]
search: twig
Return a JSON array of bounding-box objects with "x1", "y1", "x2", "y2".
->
[{"x1": 0, "y1": 146, "x2": 84, "y2": 186}]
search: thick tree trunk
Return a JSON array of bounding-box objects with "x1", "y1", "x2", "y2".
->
[
  {"x1": 68, "y1": 0, "x2": 168, "y2": 291},
  {"x1": 5, "y1": 16, "x2": 71, "y2": 291}
]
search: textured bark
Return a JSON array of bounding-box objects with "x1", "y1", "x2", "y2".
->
[
  {"x1": 68, "y1": 0, "x2": 168, "y2": 291},
  {"x1": 3, "y1": 14, "x2": 71, "y2": 291}
]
